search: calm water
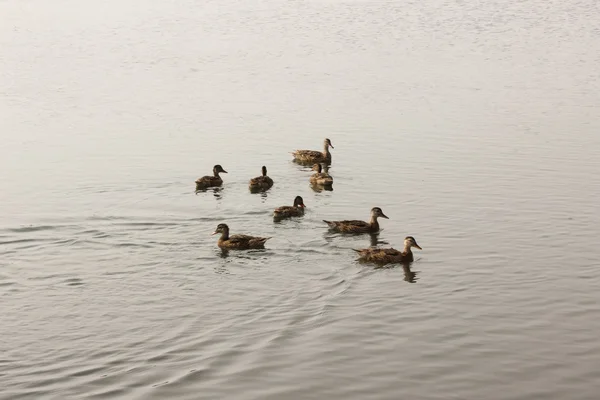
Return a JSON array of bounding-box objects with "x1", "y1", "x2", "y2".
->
[{"x1": 2, "y1": 0, "x2": 600, "y2": 399}]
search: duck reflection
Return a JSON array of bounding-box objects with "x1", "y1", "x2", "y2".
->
[
  {"x1": 219, "y1": 248, "x2": 230, "y2": 259},
  {"x1": 369, "y1": 260, "x2": 418, "y2": 282},
  {"x1": 195, "y1": 187, "x2": 223, "y2": 200},
  {"x1": 248, "y1": 184, "x2": 272, "y2": 199},
  {"x1": 260, "y1": 190, "x2": 268, "y2": 202},
  {"x1": 402, "y1": 263, "x2": 418, "y2": 283},
  {"x1": 369, "y1": 233, "x2": 389, "y2": 247},
  {"x1": 311, "y1": 183, "x2": 334, "y2": 193}
]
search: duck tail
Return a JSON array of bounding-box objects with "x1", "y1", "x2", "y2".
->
[
  {"x1": 351, "y1": 249, "x2": 362, "y2": 253},
  {"x1": 323, "y1": 220, "x2": 334, "y2": 227}
]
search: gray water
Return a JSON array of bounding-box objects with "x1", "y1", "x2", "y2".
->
[{"x1": 2, "y1": 0, "x2": 600, "y2": 399}]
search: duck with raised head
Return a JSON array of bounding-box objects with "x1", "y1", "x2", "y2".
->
[
  {"x1": 353, "y1": 236, "x2": 422, "y2": 264},
  {"x1": 249, "y1": 166, "x2": 274, "y2": 191},
  {"x1": 323, "y1": 207, "x2": 389, "y2": 233},
  {"x1": 273, "y1": 196, "x2": 306, "y2": 219},
  {"x1": 291, "y1": 138, "x2": 334, "y2": 164},
  {"x1": 212, "y1": 223, "x2": 271, "y2": 249},
  {"x1": 310, "y1": 163, "x2": 333, "y2": 186},
  {"x1": 195, "y1": 165, "x2": 227, "y2": 189}
]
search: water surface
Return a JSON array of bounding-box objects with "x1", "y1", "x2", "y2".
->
[{"x1": 2, "y1": 0, "x2": 600, "y2": 399}]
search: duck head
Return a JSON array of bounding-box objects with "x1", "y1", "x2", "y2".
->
[
  {"x1": 293, "y1": 195, "x2": 306, "y2": 208},
  {"x1": 213, "y1": 165, "x2": 228, "y2": 174},
  {"x1": 212, "y1": 223, "x2": 229, "y2": 235},
  {"x1": 404, "y1": 236, "x2": 422, "y2": 250},
  {"x1": 371, "y1": 207, "x2": 389, "y2": 219}
]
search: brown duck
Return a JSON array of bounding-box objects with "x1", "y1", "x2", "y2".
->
[
  {"x1": 212, "y1": 223, "x2": 271, "y2": 250},
  {"x1": 249, "y1": 166, "x2": 274, "y2": 191},
  {"x1": 291, "y1": 138, "x2": 334, "y2": 164},
  {"x1": 196, "y1": 165, "x2": 227, "y2": 189},
  {"x1": 353, "y1": 236, "x2": 422, "y2": 264},
  {"x1": 273, "y1": 196, "x2": 306, "y2": 219},
  {"x1": 323, "y1": 207, "x2": 389, "y2": 233},
  {"x1": 310, "y1": 163, "x2": 333, "y2": 186}
]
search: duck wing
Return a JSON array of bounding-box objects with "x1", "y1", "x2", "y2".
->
[
  {"x1": 229, "y1": 234, "x2": 256, "y2": 243},
  {"x1": 195, "y1": 175, "x2": 210, "y2": 184},
  {"x1": 196, "y1": 175, "x2": 220, "y2": 186},
  {"x1": 229, "y1": 234, "x2": 271, "y2": 248},
  {"x1": 249, "y1": 176, "x2": 273, "y2": 188},
  {"x1": 353, "y1": 247, "x2": 403, "y2": 262},
  {"x1": 293, "y1": 149, "x2": 323, "y2": 158},
  {"x1": 274, "y1": 205, "x2": 303, "y2": 218},
  {"x1": 323, "y1": 219, "x2": 371, "y2": 233},
  {"x1": 327, "y1": 220, "x2": 369, "y2": 227}
]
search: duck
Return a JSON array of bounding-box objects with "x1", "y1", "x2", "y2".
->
[
  {"x1": 196, "y1": 165, "x2": 227, "y2": 189},
  {"x1": 273, "y1": 196, "x2": 306, "y2": 219},
  {"x1": 310, "y1": 163, "x2": 333, "y2": 186},
  {"x1": 291, "y1": 138, "x2": 334, "y2": 164},
  {"x1": 323, "y1": 207, "x2": 389, "y2": 233},
  {"x1": 249, "y1": 166, "x2": 274, "y2": 192},
  {"x1": 212, "y1": 223, "x2": 271, "y2": 250},
  {"x1": 353, "y1": 236, "x2": 422, "y2": 264}
]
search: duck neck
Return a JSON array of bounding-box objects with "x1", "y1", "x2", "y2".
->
[
  {"x1": 213, "y1": 169, "x2": 220, "y2": 177},
  {"x1": 323, "y1": 143, "x2": 330, "y2": 156},
  {"x1": 219, "y1": 228, "x2": 229, "y2": 241},
  {"x1": 402, "y1": 243, "x2": 412, "y2": 255},
  {"x1": 369, "y1": 215, "x2": 379, "y2": 230}
]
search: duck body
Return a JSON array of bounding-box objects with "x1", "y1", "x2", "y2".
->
[
  {"x1": 196, "y1": 175, "x2": 222, "y2": 188},
  {"x1": 354, "y1": 247, "x2": 414, "y2": 263},
  {"x1": 292, "y1": 138, "x2": 333, "y2": 164},
  {"x1": 324, "y1": 219, "x2": 375, "y2": 233},
  {"x1": 324, "y1": 207, "x2": 388, "y2": 234},
  {"x1": 249, "y1": 166, "x2": 274, "y2": 191},
  {"x1": 274, "y1": 196, "x2": 306, "y2": 219},
  {"x1": 219, "y1": 234, "x2": 270, "y2": 250},
  {"x1": 213, "y1": 223, "x2": 270, "y2": 250},
  {"x1": 196, "y1": 165, "x2": 227, "y2": 189},
  {"x1": 310, "y1": 163, "x2": 333, "y2": 186},
  {"x1": 354, "y1": 236, "x2": 422, "y2": 264}
]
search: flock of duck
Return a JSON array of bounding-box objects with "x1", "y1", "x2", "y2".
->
[{"x1": 195, "y1": 138, "x2": 422, "y2": 265}]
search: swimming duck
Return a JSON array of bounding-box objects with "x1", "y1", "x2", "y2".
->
[
  {"x1": 291, "y1": 138, "x2": 334, "y2": 164},
  {"x1": 196, "y1": 165, "x2": 227, "y2": 189},
  {"x1": 212, "y1": 223, "x2": 271, "y2": 250},
  {"x1": 353, "y1": 236, "x2": 422, "y2": 264},
  {"x1": 273, "y1": 196, "x2": 306, "y2": 219},
  {"x1": 310, "y1": 163, "x2": 333, "y2": 186},
  {"x1": 249, "y1": 166, "x2": 274, "y2": 191},
  {"x1": 323, "y1": 207, "x2": 389, "y2": 233}
]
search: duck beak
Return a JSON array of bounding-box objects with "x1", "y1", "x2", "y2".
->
[
  {"x1": 301, "y1": 204, "x2": 306, "y2": 208},
  {"x1": 221, "y1": 170, "x2": 228, "y2": 174},
  {"x1": 329, "y1": 143, "x2": 334, "y2": 149},
  {"x1": 414, "y1": 243, "x2": 422, "y2": 250},
  {"x1": 211, "y1": 231, "x2": 218, "y2": 235},
  {"x1": 380, "y1": 213, "x2": 389, "y2": 219}
]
